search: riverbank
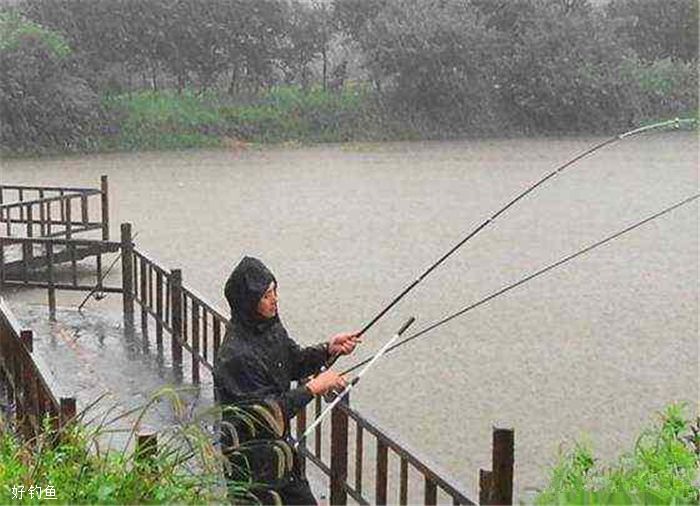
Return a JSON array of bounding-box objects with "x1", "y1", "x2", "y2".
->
[{"x1": 2, "y1": 83, "x2": 697, "y2": 160}]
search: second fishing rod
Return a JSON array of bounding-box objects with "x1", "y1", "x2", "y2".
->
[{"x1": 342, "y1": 118, "x2": 695, "y2": 347}]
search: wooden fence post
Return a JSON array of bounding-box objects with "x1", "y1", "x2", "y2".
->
[
  {"x1": 191, "y1": 302, "x2": 200, "y2": 384},
  {"x1": 330, "y1": 395, "x2": 349, "y2": 506},
  {"x1": 101, "y1": 175, "x2": 110, "y2": 241},
  {"x1": 136, "y1": 432, "x2": 158, "y2": 474},
  {"x1": 121, "y1": 223, "x2": 134, "y2": 323},
  {"x1": 46, "y1": 242, "x2": 56, "y2": 320},
  {"x1": 140, "y1": 256, "x2": 148, "y2": 338},
  {"x1": 479, "y1": 469, "x2": 493, "y2": 505},
  {"x1": 480, "y1": 427, "x2": 514, "y2": 505},
  {"x1": 59, "y1": 397, "x2": 76, "y2": 427},
  {"x1": 170, "y1": 269, "x2": 183, "y2": 370},
  {"x1": 296, "y1": 403, "x2": 307, "y2": 476},
  {"x1": 492, "y1": 428, "x2": 514, "y2": 505},
  {"x1": 20, "y1": 329, "x2": 33, "y2": 352},
  {"x1": 0, "y1": 236, "x2": 4, "y2": 289}
]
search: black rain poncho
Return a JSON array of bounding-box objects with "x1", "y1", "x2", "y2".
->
[{"x1": 213, "y1": 256, "x2": 330, "y2": 504}]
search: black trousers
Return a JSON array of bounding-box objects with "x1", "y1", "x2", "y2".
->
[{"x1": 278, "y1": 475, "x2": 317, "y2": 505}]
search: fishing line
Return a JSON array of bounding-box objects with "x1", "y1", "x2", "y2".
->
[
  {"x1": 353, "y1": 118, "x2": 696, "y2": 340},
  {"x1": 341, "y1": 193, "x2": 699, "y2": 376}
]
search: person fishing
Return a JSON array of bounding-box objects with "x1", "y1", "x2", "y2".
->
[{"x1": 213, "y1": 256, "x2": 360, "y2": 505}]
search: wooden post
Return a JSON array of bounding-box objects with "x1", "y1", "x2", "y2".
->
[
  {"x1": 155, "y1": 271, "x2": 163, "y2": 349},
  {"x1": 47, "y1": 242, "x2": 56, "y2": 320},
  {"x1": 492, "y1": 428, "x2": 514, "y2": 505},
  {"x1": 330, "y1": 395, "x2": 349, "y2": 505},
  {"x1": 314, "y1": 396, "x2": 322, "y2": 459},
  {"x1": 101, "y1": 175, "x2": 109, "y2": 240},
  {"x1": 59, "y1": 397, "x2": 76, "y2": 427},
  {"x1": 20, "y1": 330, "x2": 33, "y2": 352},
  {"x1": 136, "y1": 432, "x2": 158, "y2": 473},
  {"x1": 191, "y1": 301, "x2": 200, "y2": 384},
  {"x1": 121, "y1": 223, "x2": 134, "y2": 321},
  {"x1": 356, "y1": 425, "x2": 364, "y2": 495},
  {"x1": 80, "y1": 194, "x2": 88, "y2": 225},
  {"x1": 296, "y1": 404, "x2": 307, "y2": 475},
  {"x1": 137, "y1": 432, "x2": 157, "y2": 459},
  {"x1": 213, "y1": 318, "x2": 221, "y2": 360},
  {"x1": 65, "y1": 198, "x2": 72, "y2": 239},
  {"x1": 399, "y1": 457, "x2": 408, "y2": 505},
  {"x1": 170, "y1": 269, "x2": 183, "y2": 369},
  {"x1": 47, "y1": 199, "x2": 53, "y2": 236},
  {"x1": 26, "y1": 205, "x2": 33, "y2": 237},
  {"x1": 38, "y1": 191, "x2": 46, "y2": 236},
  {"x1": 424, "y1": 477, "x2": 437, "y2": 506},
  {"x1": 140, "y1": 256, "x2": 148, "y2": 337},
  {"x1": 26, "y1": 206, "x2": 34, "y2": 264},
  {"x1": 479, "y1": 469, "x2": 493, "y2": 505},
  {"x1": 376, "y1": 439, "x2": 388, "y2": 505},
  {"x1": 0, "y1": 236, "x2": 5, "y2": 289}
]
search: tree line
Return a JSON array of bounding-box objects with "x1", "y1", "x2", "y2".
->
[{"x1": 1, "y1": 0, "x2": 697, "y2": 153}]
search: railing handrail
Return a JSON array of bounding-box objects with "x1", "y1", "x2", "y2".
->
[
  {"x1": 133, "y1": 248, "x2": 172, "y2": 279},
  {"x1": 340, "y1": 402, "x2": 475, "y2": 504},
  {"x1": 0, "y1": 184, "x2": 99, "y2": 193},
  {"x1": 181, "y1": 285, "x2": 229, "y2": 328},
  {"x1": 0, "y1": 236, "x2": 121, "y2": 248},
  {"x1": 0, "y1": 190, "x2": 100, "y2": 210}
]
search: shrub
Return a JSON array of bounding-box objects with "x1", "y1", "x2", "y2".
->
[
  {"x1": 536, "y1": 403, "x2": 700, "y2": 505},
  {"x1": 619, "y1": 56, "x2": 699, "y2": 122},
  {"x1": 0, "y1": 388, "x2": 241, "y2": 504}
]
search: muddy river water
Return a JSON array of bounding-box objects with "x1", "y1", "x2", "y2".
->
[{"x1": 2, "y1": 132, "x2": 698, "y2": 500}]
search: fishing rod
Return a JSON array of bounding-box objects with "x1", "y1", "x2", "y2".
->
[
  {"x1": 341, "y1": 193, "x2": 699, "y2": 375},
  {"x1": 296, "y1": 316, "x2": 415, "y2": 448},
  {"x1": 77, "y1": 230, "x2": 140, "y2": 312},
  {"x1": 351, "y1": 118, "x2": 696, "y2": 341}
]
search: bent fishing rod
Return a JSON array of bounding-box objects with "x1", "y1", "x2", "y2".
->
[
  {"x1": 341, "y1": 193, "x2": 699, "y2": 375},
  {"x1": 350, "y1": 118, "x2": 696, "y2": 343}
]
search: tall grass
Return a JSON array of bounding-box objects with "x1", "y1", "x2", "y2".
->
[
  {"x1": 100, "y1": 85, "x2": 385, "y2": 151},
  {"x1": 0, "y1": 387, "x2": 247, "y2": 504},
  {"x1": 535, "y1": 403, "x2": 700, "y2": 505}
]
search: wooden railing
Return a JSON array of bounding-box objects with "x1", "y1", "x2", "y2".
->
[
  {"x1": 0, "y1": 236, "x2": 121, "y2": 318},
  {"x1": 0, "y1": 182, "x2": 513, "y2": 504},
  {"x1": 0, "y1": 296, "x2": 76, "y2": 438},
  {"x1": 292, "y1": 394, "x2": 512, "y2": 505},
  {"x1": 118, "y1": 221, "x2": 501, "y2": 505},
  {"x1": 0, "y1": 177, "x2": 110, "y2": 241}
]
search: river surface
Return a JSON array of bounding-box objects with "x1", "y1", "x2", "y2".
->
[{"x1": 2, "y1": 133, "x2": 698, "y2": 500}]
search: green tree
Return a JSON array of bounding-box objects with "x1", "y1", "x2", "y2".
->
[
  {"x1": 0, "y1": 10, "x2": 103, "y2": 152},
  {"x1": 485, "y1": 0, "x2": 639, "y2": 132}
]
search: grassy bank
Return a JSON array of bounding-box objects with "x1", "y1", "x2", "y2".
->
[
  {"x1": 535, "y1": 403, "x2": 700, "y2": 505},
  {"x1": 98, "y1": 85, "x2": 402, "y2": 152},
  {"x1": 94, "y1": 82, "x2": 698, "y2": 154}
]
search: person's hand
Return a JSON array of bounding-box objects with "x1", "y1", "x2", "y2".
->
[
  {"x1": 328, "y1": 332, "x2": 362, "y2": 356},
  {"x1": 306, "y1": 370, "x2": 347, "y2": 396}
]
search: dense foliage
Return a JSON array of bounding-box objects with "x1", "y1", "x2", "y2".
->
[
  {"x1": 0, "y1": 11, "x2": 103, "y2": 153},
  {"x1": 0, "y1": 390, "x2": 242, "y2": 504},
  {"x1": 0, "y1": 0, "x2": 697, "y2": 153},
  {"x1": 536, "y1": 404, "x2": 700, "y2": 505}
]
